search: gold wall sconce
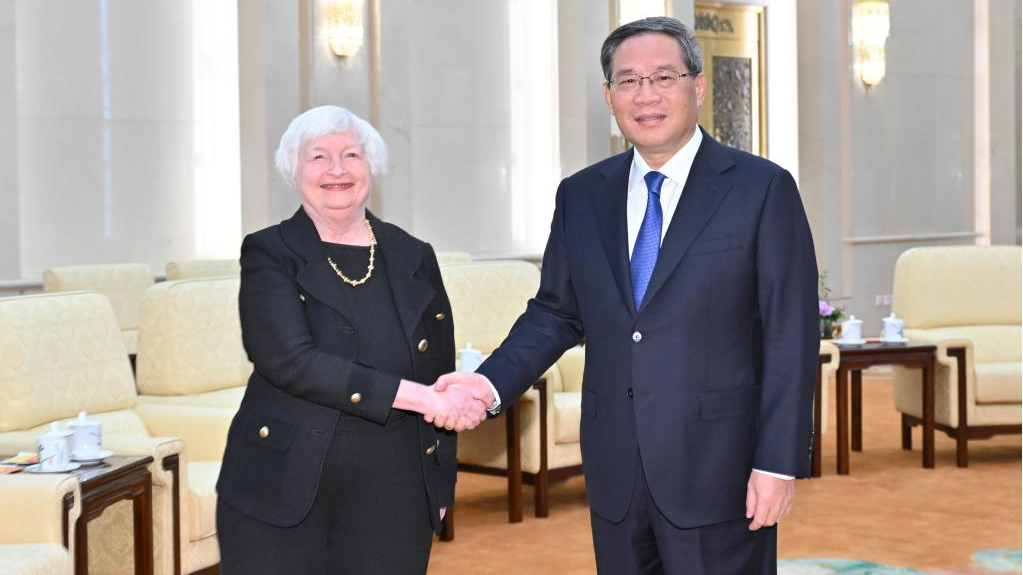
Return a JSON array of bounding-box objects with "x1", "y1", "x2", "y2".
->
[
  {"x1": 851, "y1": 0, "x2": 890, "y2": 87},
  {"x1": 326, "y1": 0, "x2": 365, "y2": 58}
]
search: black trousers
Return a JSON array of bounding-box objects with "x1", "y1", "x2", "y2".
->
[
  {"x1": 590, "y1": 462, "x2": 776, "y2": 575},
  {"x1": 217, "y1": 411, "x2": 434, "y2": 575}
]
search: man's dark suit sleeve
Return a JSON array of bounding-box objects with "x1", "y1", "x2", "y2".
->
[
  {"x1": 477, "y1": 180, "x2": 585, "y2": 407},
  {"x1": 752, "y1": 169, "x2": 819, "y2": 477}
]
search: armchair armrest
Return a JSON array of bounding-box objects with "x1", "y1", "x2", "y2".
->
[
  {"x1": 133, "y1": 403, "x2": 234, "y2": 462},
  {"x1": 903, "y1": 329, "x2": 975, "y2": 403},
  {"x1": 0, "y1": 474, "x2": 81, "y2": 548}
]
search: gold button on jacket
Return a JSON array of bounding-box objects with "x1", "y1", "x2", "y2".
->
[
  {"x1": 350, "y1": 392, "x2": 363, "y2": 404},
  {"x1": 434, "y1": 313, "x2": 445, "y2": 321},
  {"x1": 258, "y1": 426, "x2": 270, "y2": 439},
  {"x1": 425, "y1": 444, "x2": 437, "y2": 455},
  {"x1": 417, "y1": 339, "x2": 429, "y2": 352}
]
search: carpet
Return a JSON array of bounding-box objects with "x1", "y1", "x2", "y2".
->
[{"x1": 779, "y1": 549, "x2": 1021, "y2": 575}]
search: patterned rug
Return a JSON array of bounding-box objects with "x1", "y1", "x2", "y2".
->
[{"x1": 779, "y1": 549, "x2": 1021, "y2": 575}]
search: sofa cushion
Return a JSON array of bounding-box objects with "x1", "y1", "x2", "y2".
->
[
  {"x1": 136, "y1": 278, "x2": 252, "y2": 396},
  {"x1": 187, "y1": 462, "x2": 221, "y2": 542},
  {"x1": 439, "y1": 261, "x2": 540, "y2": 354},
  {"x1": 0, "y1": 543, "x2": 72, "y2": 575},
  {"x1": 135, "y1": 386, "x2": 245, "y2": 410},
  {"x1": 0, "y1": 293, "x2": 137, "y2": 433},
  {"x1": 42, "y1": 263, "x2": 153, "y2": 332},
  {"x1": 893, "y1": 246, "x2": 1021, "y2": 329},
  {"x1": 975, "y1": 363, "x2": 1023, "y2": 404},
  {"x1": 554, "y1": 392, "x2": 581, "y2": 444},
  {"x1": 165, "y1": 259, "x2": 240, "y2": 281}
]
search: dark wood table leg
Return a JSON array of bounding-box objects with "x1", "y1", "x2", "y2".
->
[
  {"x1": 74, "y1": 513, "x2": 89, "y2": 575},
  {"x1": 950, "y1": 347, "x2": 969, "y2": 468},
  {"x1": 812, "y1": 358, "x2": 823, "y2": 478},
  {"x1": 440, "y1": 507, "x2": 454, "y2": 542},
  {"x1": 836, "y1": 367, "x2": 849, "y2": 475},
  {"x1": 923, "y1": 357, "x2": 935, "y2": 469},
  {"x1": 505, "y1": 403, "x2": 523, "y2": 523},
  {"x1": 534, "y1": 379, "x2": 549, "y2": 518},
  {"x1": 901, "y1": 413, "x2": 912, "y2": 450},
  {"x1": 133, "y1": 474, "x2": 154, "y2": 575},
  {"x1": 851, "y1": 370, "x2": 863, "y2": 452}
]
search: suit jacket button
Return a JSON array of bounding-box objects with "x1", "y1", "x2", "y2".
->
[
  {"x1": 418, "y1": 339, "x2": 429, "y2": 352},
  {"x1": 298, "y1": 293, "x2": 306, "y2": 302},
  {"x1": 434, "y1": 313, "x2": 446, "y2": 322},
  {"x1": 632, "y1": 331, "x2": 642, "y2": 343},
  {"x1": 425, "y1": 444, "x2": 437, "y2": 455},
  {"x1": 350, "y1": 392, "x2": 363, "y2": 404},
  {"x1": 627, "y1": 388, "x2": 634, "y2": 398},
  {"x1": 258, "y1": 426, "x2": 269, "y2": 439}
]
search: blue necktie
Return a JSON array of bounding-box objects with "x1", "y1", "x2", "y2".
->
[{"x1": 631, "y1": 171, "x2": 665, "y2": 310}]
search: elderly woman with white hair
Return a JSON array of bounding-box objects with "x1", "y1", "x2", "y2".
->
[{"x1": 215, "y1": 105, "x2": 484, "y2": 574}]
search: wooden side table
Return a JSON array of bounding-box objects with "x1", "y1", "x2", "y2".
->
[
  {"x1": 832, "y1": 342, "x2": 936, "y2": 475},
  {"x1": 71, "y1": 455, "x2": 155, "y2": 575}
]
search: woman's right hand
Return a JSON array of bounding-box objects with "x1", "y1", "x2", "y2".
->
[{"x1": 392, "y1": 380, "x2": 487, "y2": 431}]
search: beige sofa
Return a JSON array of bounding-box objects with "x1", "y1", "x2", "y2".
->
[
  {"x1": 0, "y1": 292, "x2": 232, "y2": 575},
  {"x1": 165, "y1": 259, "x2": 240, "y2": 281},
  {"x1": 135, "y1": 278, "x2": 250, "y2": 409},
  {"x1": 42, "y1": 263, "x2": 154, "y2": 355},
  {"x1": 891, "y1": 246, "x2": 1022, "y2": 467},
  {"x1": 439, "y1": 260, "x2": 584, "y2": 523},
  {"x1": 0, "y1": 474, "x2": 81, "y2": 575}
]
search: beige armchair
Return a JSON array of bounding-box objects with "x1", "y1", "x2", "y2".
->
[
  {"x1": 439, "y1": 260, "x2": 584, "y2": 524},
  {"x1": 811, "y1": 340, "x2": 841, "y2": 476},
  {"x1": 135, "y1": 277, "x2": 250, "y2": 409},
  {"x1": 0, "y1": 292, "x2": 231, "y2": 575},
  {"x1": 435, "y1": 251, "x2": 472, "y2": 265},
  {"x1": 0, "y1": 474, "x2": 81, "y2": 575},
  {"x1": 42, "y1": 263, "x2": 154, "y2": 355},
  {"x1": 891, "y1": 246, "x2": 1022, "y2": 467},
  {"x1": 165, "y1": 259, "x2": 240, "y2": 281}
]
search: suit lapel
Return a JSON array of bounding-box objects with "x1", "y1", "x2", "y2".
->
[
  {"x1": 637, "y1": 132, "x2": 736, "y2": 315},
  {"x1": 281, "y1": 208, "x2": 357, "y2": 323},
  {"x1": 594, "y1": 149, "x2": 637, "y2": 317},
  {"x1": 369, "y1": 212, "x2": 435, "y2": 341}
]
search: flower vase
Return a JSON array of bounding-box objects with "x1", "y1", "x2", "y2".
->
[{"x1": 820, "y1": 319, "x2": 834, "y2": 339}]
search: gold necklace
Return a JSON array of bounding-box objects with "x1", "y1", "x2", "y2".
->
[{"x1": 326, "y1": 219, "x2": 377, "y2": 287}]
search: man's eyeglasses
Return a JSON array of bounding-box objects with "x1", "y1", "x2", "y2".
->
[{"x1": 608, "y1": 68, "x2": 695, "y2": 93}]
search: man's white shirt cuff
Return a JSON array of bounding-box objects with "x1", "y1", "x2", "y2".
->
[{"x1": 753, "y1": 469, "x2": 794, "y2": 480}]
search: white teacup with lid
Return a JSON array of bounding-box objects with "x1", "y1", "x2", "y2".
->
[
  {"x1": 69, "y1": 411, "x2": 102, "y2": 460},
  {"x1": 37, "y1": 421, "x2": 73, "y2": 472},
  {"x1": 458, "y1": 342, "x2": 483, "y2": 373},
  {"x1": 840, "y1": 315, "x2": 863, "y2": 342},
  {"x1": 882, "y1": 313, "x2": 905, "y2": 342}
]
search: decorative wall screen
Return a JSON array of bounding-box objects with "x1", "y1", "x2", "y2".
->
[{"x1": 694, "y1": 3, "x2": 766, "y2": 156}]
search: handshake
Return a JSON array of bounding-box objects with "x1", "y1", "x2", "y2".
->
[{"x1": 399, "y1": 372, "x2": 496, "y2": 432}]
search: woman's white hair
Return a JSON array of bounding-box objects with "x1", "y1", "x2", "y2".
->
[{"x1": 274, "y1": 105, "x2": 389, "y2": 189}]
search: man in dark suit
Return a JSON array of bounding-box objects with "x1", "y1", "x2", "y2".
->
[{"x1": 435, "y1": 16, "x2": 818, "y2": 575}]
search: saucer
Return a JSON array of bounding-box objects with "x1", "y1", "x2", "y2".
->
[
  {"x1": 881, "y1": 336, "x2": 908, "y2": 343},
  {"x1": 26, "y1": 462, "x2": 82, "y2": 473},
  {"x1": 72, "y1": 450, "x2": 113, "y2": 464},
  {"x1": 835, "y1": 337, "x2": 866, "y2": 345}
]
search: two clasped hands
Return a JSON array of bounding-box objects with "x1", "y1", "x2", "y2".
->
[{"x1": 397, "y1": 372, "x2": 494, "y2": 431}]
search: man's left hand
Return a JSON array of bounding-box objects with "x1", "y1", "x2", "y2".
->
[{"x1": 745, "y1": 471, "x2": 795, "y2": 531}]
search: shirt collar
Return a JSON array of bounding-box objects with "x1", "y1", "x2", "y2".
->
[{"x1": 628, "y1": 127, "x2": 704, "y2": 193}]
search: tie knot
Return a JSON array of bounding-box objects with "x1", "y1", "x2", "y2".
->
[{"x1": 644, "y1": 171, "x2": 666, "y2": 197}]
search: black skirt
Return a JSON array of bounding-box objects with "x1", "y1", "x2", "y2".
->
[{"x1": 217, "y1": 410, "x2": 434, "y2": 575}]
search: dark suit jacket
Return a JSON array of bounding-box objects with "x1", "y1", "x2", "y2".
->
[
  {"x1": 216, "y1": 207, "x2": 456, "y2": 532},
  {"x1": 477, "y1": 130, "x2": 819, "y2": 529}
]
